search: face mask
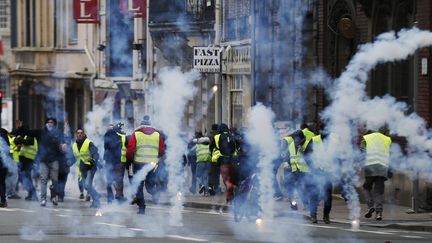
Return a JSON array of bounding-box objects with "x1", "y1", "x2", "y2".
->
[{"x1": 46, "y1": 124, "x2": 54, "y2": 131}]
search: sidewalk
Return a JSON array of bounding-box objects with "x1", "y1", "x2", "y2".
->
[{"x1": 154, "y1": 192, "x2": 432, "y2": 232}]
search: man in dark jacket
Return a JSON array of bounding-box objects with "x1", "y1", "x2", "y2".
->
[
  {"x1": 126, "y1": 115, "x2": 165, "y2": 214},
  {"x1": 104, "y1": 122, "x2": 128, "y2": 203},
  {"x1": 209, "y1": 123, "x2": 237, "y2": 204},
  {"x1": 35, "y1": 118, "x2": 66, "y2": 207}
]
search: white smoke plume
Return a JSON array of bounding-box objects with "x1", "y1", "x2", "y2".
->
[
  {"x1": 319, "y1": 27, "x2": 432, "y2": 221},
  {"x1": 246, "y1": 103, "x2": 279, "y2": 219},
  {"x1": 152, "y1": 67, "x2": 200, "y2": 226}
]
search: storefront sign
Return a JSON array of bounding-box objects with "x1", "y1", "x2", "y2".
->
[
  {"x1": 74, "y1": 0, "x2": 99, "y2": 23},
  {"x1": 193, "y1": 47, "x2": 221, "y2": 73}
]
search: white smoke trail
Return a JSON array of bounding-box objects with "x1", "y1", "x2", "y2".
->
[
  {"x1": 246, "y1": 103, "x2": 279, "y2": 219},
  {"x1": 321, "y1": 27, "x2": 432, "y2": 221},
  {"x1": 152, "y1": 67, "x2": 200, "y2": 226}
]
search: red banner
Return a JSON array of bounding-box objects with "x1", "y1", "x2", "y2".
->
[{"x1": 74, "y1": 0, "x2": 99, "y2": 23}]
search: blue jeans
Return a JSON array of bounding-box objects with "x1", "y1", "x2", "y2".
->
[
  {"x1": 80, "y1": 164, "x2": 99, "y2": 202},
  {"x1": 19, "y1": 157, "x2": 36, "y2": 196},
  {"x1": 196, "y1": 162, "x2": 210, "y2": 192}
]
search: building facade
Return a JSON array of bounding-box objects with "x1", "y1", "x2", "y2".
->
[{"x1": 9, "y1": 0, "x2": 94, "y2": 131}]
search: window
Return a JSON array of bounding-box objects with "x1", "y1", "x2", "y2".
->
[
  {"x1": 0, "y1": 0, "x2": 8, "y2": 31},
  {"x1": 68, "y1": 0, "x2": 77, "y2": 45},
  {"x1": 230, "y1": 75, "x2": 243, "y2": 128}
]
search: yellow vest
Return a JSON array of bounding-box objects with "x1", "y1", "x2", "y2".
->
[
  {"x1": 8, "y1": 135, "x2": 20, "y2": 162},
  {"x1": 211, "y1": 148, "x2": 221, "y2": 163},
  {"x1": 195, "y1": 143, "x2": 211, "y2": 162},
  {"x1": 134, "y1": 131, "x2": 160, "y2": 164},
  {"x1": 302, "y1": 128, "x2": 315, "y2": 151},
  {"x1": 117, "y1": 132, "x2": 127, "y2": 163},
  {"x1": 19, "y1": 136, "x2": 38, "y2": 160},
  {"x1": 364, "y1": 132, "x2": 391, "y2": 167},
  {"x1": 287, "y1": 136, "x2": 309, "y2": 173},
  {"x1": 73, "y1": 138, "x2": 92, "y2": 166}
]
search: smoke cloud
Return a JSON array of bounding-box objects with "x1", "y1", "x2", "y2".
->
[
  {"x1": 246, "y1": 103, "x2": 279, "y2": 219},
  {"x1": 152, "y1": 67, "x2": 200, "y2": 226}
]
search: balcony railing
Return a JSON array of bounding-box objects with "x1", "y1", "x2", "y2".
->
[{"x1": 149, "y1": 0, "x2": 215, "y2": 25}]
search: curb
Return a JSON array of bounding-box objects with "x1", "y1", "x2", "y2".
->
[
  {"x1": 151, "y1": 199, "x2": 432, "y2": 232},
  {"x1": 363, "y1": 223, "x2": 432, "y2": 232}
]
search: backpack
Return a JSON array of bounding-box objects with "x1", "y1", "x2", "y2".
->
[{"x1": 218, "y1": 133, "x2": 236, "y2": 156}]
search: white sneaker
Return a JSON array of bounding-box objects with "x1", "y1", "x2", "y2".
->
[{"x1": 40, "y1": 200, "x2": 47, "y2": 207}]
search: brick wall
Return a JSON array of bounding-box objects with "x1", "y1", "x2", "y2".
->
[{"x1": 416, "y1": 0, "x2": 432, "y2": 126}]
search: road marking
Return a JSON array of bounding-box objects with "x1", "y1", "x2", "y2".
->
[
  {"x1": 128, "y1": 228, "x2": 146, "y2": 232},
  {"x1": 344, "y1": 228, "x2": 394, "y2": 235},
  {"x1": 56, "y1": 214, "x2": 71, "y2": 217},
  {"x1": 401, "y1": 235, "x2": 424, "y2": 239},
  {"x1": 167, "y1": 234, "x2": 207, "y2": 242},
  {"x1": 298, "y1": 223, "x2": 339, "y2": 229},
  {"x1": 0, "y1": 208, "x2": 35, "y2": 213},
  {"x1": 95, "y1": 222, "x2": 127, "y2": 228}
]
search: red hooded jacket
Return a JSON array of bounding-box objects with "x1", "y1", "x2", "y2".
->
[{"x1": 126, "y1": 126, "x2": 165, "y2": 162}]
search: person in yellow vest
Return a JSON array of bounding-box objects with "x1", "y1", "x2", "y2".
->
[
  {"x1": 283, "y1": 130, "x2": 312, "y2": 211},
  {"x1": 104, "y1": 122, "x2": 129, "y2": 203},
  {"x1": 208, "y1": 124, "x2": 220, "y2": 195},
  {"x1": 13, "y1": 125, "x2": 39, "y2": 201},
  {"x1": 209, "y1": 123, "x2": 237, "y2": 204},
  {"x1": 126, "y1": 115, "x2": 165, "y2": 214},
  {"x1": 304, "y1": 130, "x2": 339, "y2": 224},
  {"x1": 72, "y1": 128, "x2": 101, "y2": 208},
  {"x1": 6, "y1": 132, "x2": 21, "y2": 199},
  {"x1": 192, "y1": 136, "x2": 211, "y2": 196},
  {"x1": 361, "y1": 129, "x2": 392, "y2": 221}
]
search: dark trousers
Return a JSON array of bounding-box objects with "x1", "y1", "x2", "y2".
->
[
  {"x1": 0, "y1": 168, "x2": 7, "y2": 203},
  {"x1": 309, "y1": 171, "x2": 333, "y2": 217},
  {"x1": 134, "y1": 163, "x2": 158, "y2": 209},
  {"x1": 209, "y1": 162, "x2": 220, "y2": 193},
  {"x1": 19, "y1": 157, "x2": 36, "y2": 197},
  {"x1": 106, "y1": 163, "x2": 125, "y2": 201},
  {"x1": 57, "y1": 171, "x2": 69, "y2": 200},
  {"x1": 363, "y1": 176, "x2": 386, "y2": 213}
]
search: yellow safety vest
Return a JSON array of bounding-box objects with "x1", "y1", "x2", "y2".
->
[
  {"x1": 117, "y1": 132, "x2": 127, "y2": 163},
  {"x1": 287, "y1": 136, "x2": 310, "y2": 173},
  {"x1": 134, "y1": 131, "x2": 160, "y2": 164},
  {"x1": 195, "y1": 143, "x2": 211, "y2": 162},
  {"x1": 302, "y1": 128, "x2": 315, "y2": 151},
  {"x1": 211, "y1": 148, "x2": 221, "y2": 163},
  {"x1": 364, "y1": 132, "x2": 391, "y2": 168},
  {"x1": 19, "y1": 136, "x2": 38, "y2": 160},
  {"x1": 8, "y1": 135, "x2": 20, "y2": 162},
  {"x1": 73, "y1": 138, "x2": 92, "y2": 166}
]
